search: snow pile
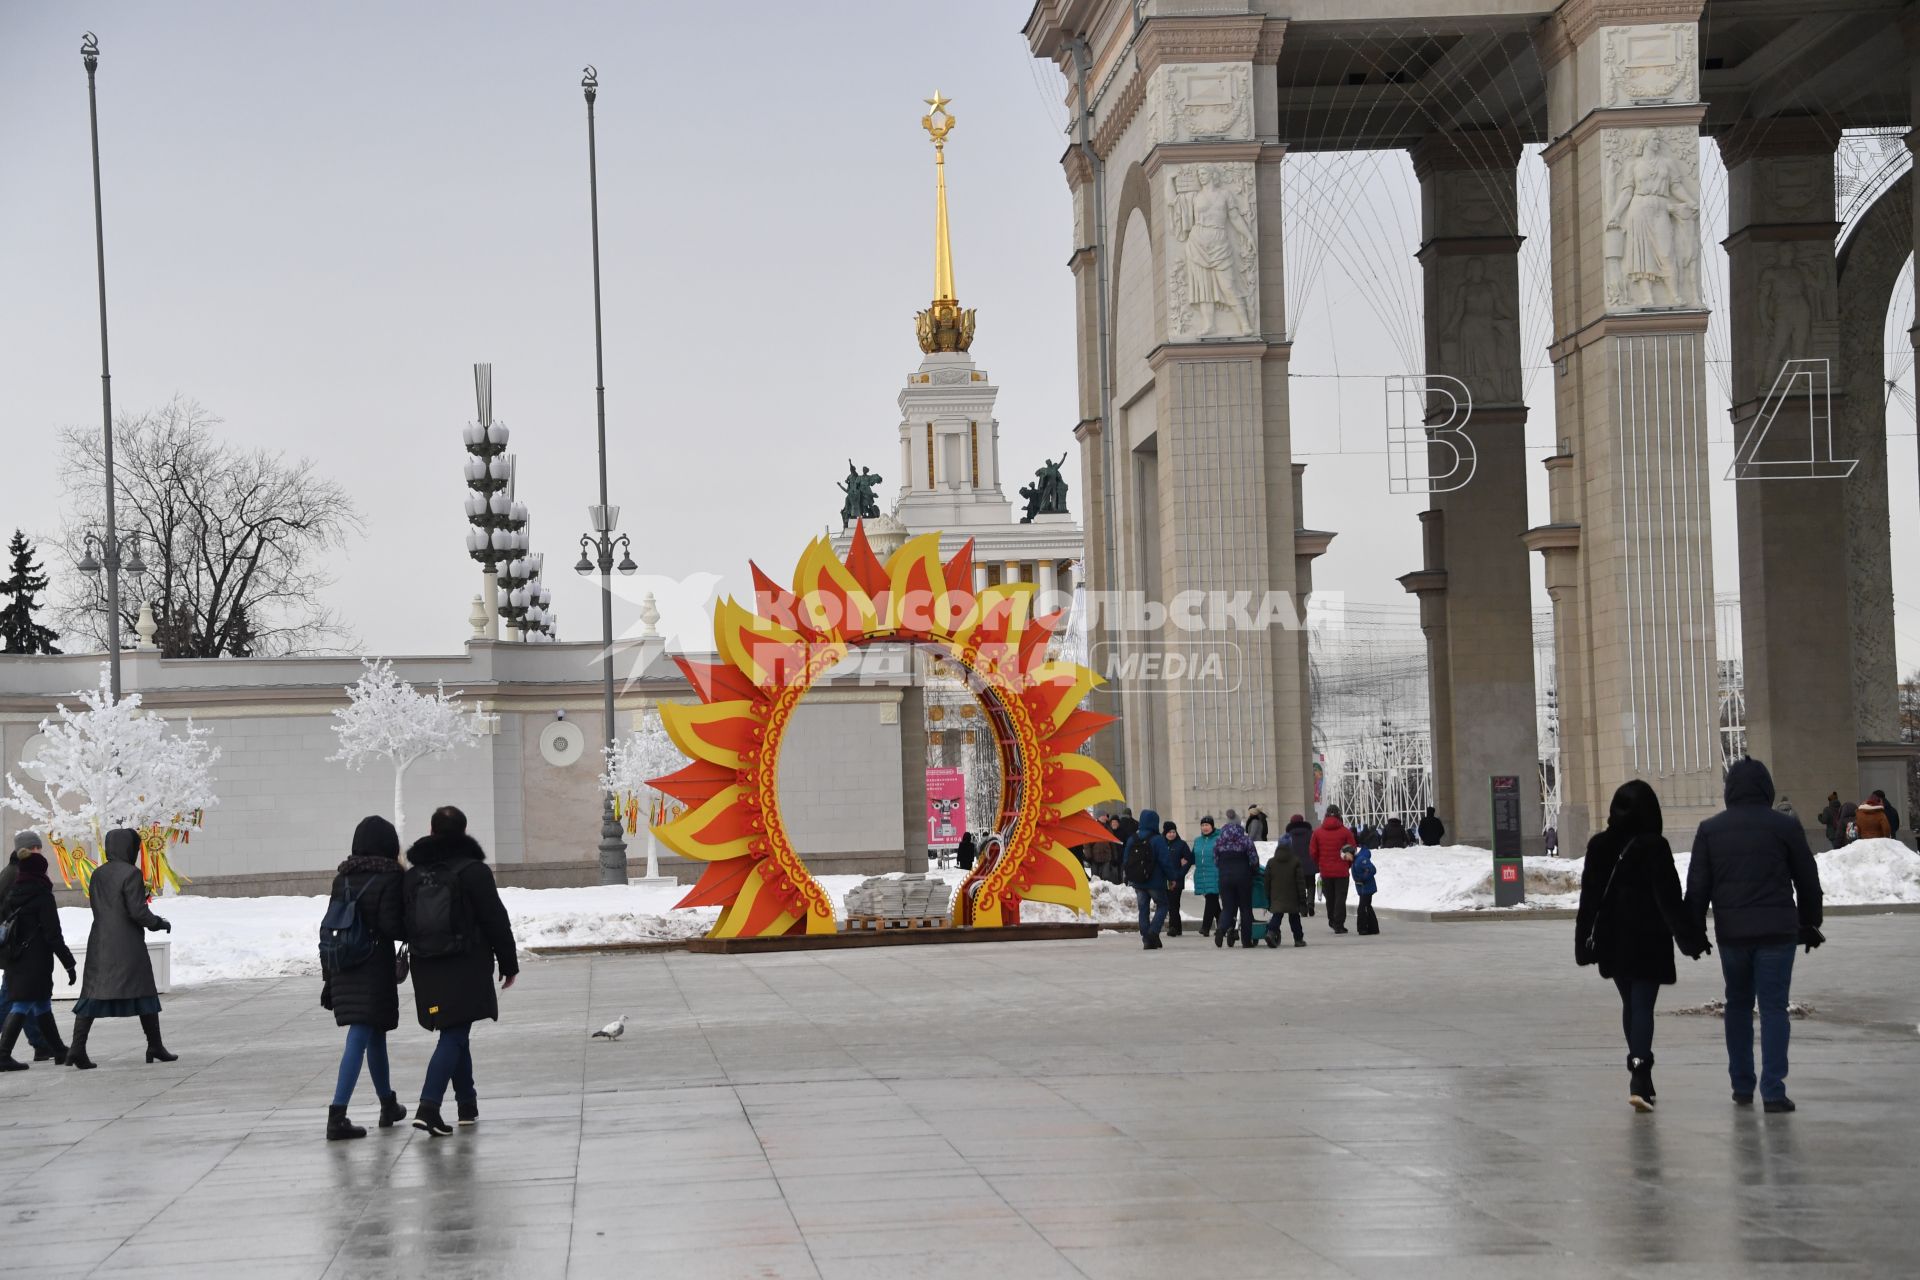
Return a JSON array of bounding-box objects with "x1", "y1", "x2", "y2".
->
[
  {"x1": 1021, "y1": 878, "x2": 1141, "y2": 925},
  {"x1": 1812, "y1": 839, "x2": 1920, "y2": 904}
]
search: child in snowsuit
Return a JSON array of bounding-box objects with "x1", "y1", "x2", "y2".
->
[{"x1": 1351, "y1": 845, "x2": 1380, "y2": 935}]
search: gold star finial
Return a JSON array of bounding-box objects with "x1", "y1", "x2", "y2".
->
[{"x1": 922, "y1": 91, "x2": 956, "y2": 147}]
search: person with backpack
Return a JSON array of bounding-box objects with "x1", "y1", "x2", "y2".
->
[
  {"x1": 1310, "y1": 807, "x2": 1358, "y2": 934},
  {"x1": 1351, "y1": 844, "x2": 1381, "y2": 936},
  {"x1": 1818, "y1": 792, "x2": 1845, "y2": 849},
  {"x1": 1123, "y1": 808, "x2": 1172, "y2": 949},
  {"x1": 1574, "y1": 780, "x2": 1708, "y2": 1113},
  {"x1": 1212, "y1": 809, "x2": 1259, "y2": 949},
  {"x1": 0, "y1": 846, "x2": 75, "y2": 1069},
  {"x1": 1261, "y1": 833, "x2": 1311, "y2": 948},
  {"x1": 0, "y1": 832, "x2": 54, "y2": 1060},
  {"x1": 1191, "y1": 817, "x2": 1220, "y2": 937},
  {"x1": 318, "y1": 816, "x2": 409, "y2": 1140},
  {"x1": 67, "y1": 828, "x2": 174, "y2": 1070},
  {"x1": 1417, "y1": 806, "x2": 1446, "y2": 847},
  {"x1": 1284, "y1": 814, "x2": 1315, "y2": 916},
  {"x1": 403, "y1": 806, "x2": 519, "y2": 1136}
]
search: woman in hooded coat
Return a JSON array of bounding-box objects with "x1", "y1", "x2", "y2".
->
[
  {"x1": 69, "y1": 828, "x2": 173, "y2": 1070},
  {"x1": 319, "y1": 816, "x2": 409, "y2": 1140},
  {"x1": 956, "y1": 832, "x2": 977, "y2": 871},
  {"x1": 0, "y1": 850, "x2": 76, "y2": 1068},
  {"x1": 1574, "y1": 780, "x2": 1708, "y2": 1112}
]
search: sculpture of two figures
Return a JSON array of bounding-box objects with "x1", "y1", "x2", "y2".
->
[
  {"x1": 1019, "y1": 454, "x2": 1069, "y2": 524},
  {"x1": 838, "y1": 460, "x2": 883, "y2": 527}
]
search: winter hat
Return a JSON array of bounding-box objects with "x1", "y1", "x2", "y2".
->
[
  {"x1": 1162, "y1": 821, "x2": 1178, "y2": 835},
  {"x1": 1225, "y1": 808, "x2": 1240, "y2": 823},
  {"x1": 14, "y1": 852, "x2": 50, "y2": 885},
  {"x1": 11, "y1": 830, "x2": 43, "y2": 855},
  {"x1": 351, "y1": 815, "x2": 401, "y2": 861},
  {"x1": 1289, "y1": 813, "x2": 1305, "y2": 825},
  {"x1": 1199, "y1": 815, "x2": 1215, "y2": 827},
  {"x1": 429, "y1": 806, "x2": 469, "y2": 837}
]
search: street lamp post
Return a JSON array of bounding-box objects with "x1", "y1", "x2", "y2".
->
[
  {"x1": 81, "y1": 32, "x2": 127, "y2": 698},
  {"x1": 578, "y1": 65, "x2": 636, "y2": 884}
]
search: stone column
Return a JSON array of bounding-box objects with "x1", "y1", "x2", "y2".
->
[
  {"x1": 1403, "y1": 131, "x2": 1542, "y2": 851},
  {"x1": 1293, "y1": 464, "x2": 1335, "y2": 810},
  {"x1": 897, "y1": 684, "x2": 928, "y2": 873},
  {"x1": 1037, "y1": 559, "x2": 1059, "y2": 612},
  {"x1": 973, "y1": 562, "x2": 989, "y2": 597},
  {"x1": 1721, "y1": 119, "x2": 1858, "y2": 841},
  {"x1": 1534, "y1": 4, "x2": 1721, "y2": 850}
]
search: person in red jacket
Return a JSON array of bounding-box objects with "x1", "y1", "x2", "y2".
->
[{"x1": 1309, "y1": 806, "x2": 1358, "y2": 934}]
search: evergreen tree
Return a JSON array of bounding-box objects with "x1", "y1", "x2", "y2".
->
[{"x1": 0, "y1": 530, "x2": 61, "y2": 655}]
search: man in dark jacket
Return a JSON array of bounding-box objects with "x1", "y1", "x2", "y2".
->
[
  {"x1": 1686, "y1": 758, "x2": 1823, "y2": 1113},
  {"x1": 1162, "y1": 821, "x2": 1193, "y2": 937},
  {"x1": 404, "y1": 806, "x2": 519, "y2": 1135},
  {"x1": 1417, "y1": 807, "x2": 1445, "y2": 846},
  {"x1": 1262, "y1": 838, "x2": 1311, "y2": 948},
  {"x1": 0, "y1": 849, "x2": 75, "y2": 1068},
  {"x1": 1284, "y1": 815, "x2": 1315, "y2": 915},
  {"x1": 320, "y1": 815, "x2": 409, "y2": 1140},
  {"x1": 1124, "y1": 808, "x2": 1176, "y2": 948},
  {"x1": 0, "y1": 832, "x2": 53, "y2": 1058}
]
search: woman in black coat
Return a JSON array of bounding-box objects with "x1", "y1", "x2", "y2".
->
[
  {"x1": 69, "y1": 828, "x2": 173, "y2": 1070},
  {"x1": 1574, "y1": 780, "x2": 1708, "y2": 1112},
  {"x1": 319, "y1": 816, "x2": 409, "y2": 1140},
  {"x1": 0, "y1": 852, "x2": 76, "y2": 1068},
  {"x1": 956, "y1": 832, "x2": 976, "y2": 871},
  {"x1": 402, "y1": 806, "x2": 519, "y2": 1137}
]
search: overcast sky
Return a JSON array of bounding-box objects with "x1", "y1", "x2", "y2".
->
[{"x1": 3, "y1": 2, "x2": 1916, "y2": 673}]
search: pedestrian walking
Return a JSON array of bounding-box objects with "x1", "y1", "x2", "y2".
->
[
  {"x1": 1123, "y1": 808, "x2": 1173, "y2": 948},
  {"x1": 1417, "y1": 806, "x2": 1445, "y2": 847},
  {"x1": 403, "y1": 806, "x2": 520, "y2": 1136},
  {"x1": 1853, "y1": 793, "x2": 1892, "y2": 840},
  {"x1": 1543, "y1": 825, "x2": 1559, "y2": 856},
  {"x1": 67, "y1": 829, "x2": 174, "y2": 1070},
  {"x1": 1310, "y1": 807, "x2": 1358, "y2": 933},
  {"x1": 1212, "y1": 809, "x2": 1260, "y2": 948},
  {"x1": 1163, "y1": 821, "x2": 1193, "y2": 937},
  {"x1": 1818, "y1": 792, "x2": 1845, "y2": 849},
  {"x1": 1261, "y1": 835, "x2": 1310, "y2": 948},
  {"x1": 0, "y1": 848, "x2": 75, "y2": 1069},
  {"x1": 1573, "y1": 781, "x2": 1708, "y2": 1112},
  {"x1": 956, "y1": 831, "x2": 977, "y2": 871},
  {"x1": 0, "y1": 832, "x2": 55, "y2": 1060},
  {"x1": 1284, "y1": 814, "x2": 1315, "y2": 916},
  {"x1": 319, "y1": 816, "x2": 410, "y2": 1141},
  {"x1": 1685, "y1": 758, "x2": 1824, "y2": 1113},
  {"x1": 1245, "y1": 805, "x2": 1270, "y2": 843},
  {"x1": 1351, "y1": 845, "x2": 1380, "y2": 935},
  {"x1": 1191, "y1": 817, "x2": 1220, "y2": 937}
]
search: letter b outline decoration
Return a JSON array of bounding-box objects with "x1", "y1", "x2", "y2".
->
[{"x1": 1385, "y1": 374, "x2": 1478, "y2": 494}]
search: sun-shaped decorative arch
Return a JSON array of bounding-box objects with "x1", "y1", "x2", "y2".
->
[{"x1": 648, "y1": 524, "x2": 1121, "y2": 938}]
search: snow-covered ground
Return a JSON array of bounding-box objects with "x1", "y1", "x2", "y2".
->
[{"x1": 52, "y1": 840, "x2": 1918, "y2": 987}]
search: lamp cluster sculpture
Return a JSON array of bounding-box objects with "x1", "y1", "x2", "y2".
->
[{"x1": 461, "y1": 363, "x2": 556, "y2": 642}]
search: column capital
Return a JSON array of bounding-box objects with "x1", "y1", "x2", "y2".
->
[
  {"x1": 1410, "y1": 129, "x2": 1524, "y2": 180},
  {"x1": 1133, "y1": 14, "x2": 1284, "y2": 71},
  {"x1": 1536, "y1": 0, "x2": 1705, "y2": 69},
  {"x1": 1072, "y1": 417, "x2": 1103, "y2": 444},
  {"x1": 1416, "y1": 235, "x2": 1526, "y2": 260},
  {"x1": 1717, "y1": 116, "x2": 1841, "y2": 169},
  {"x1": 1142, "y1": 139, "x2": 1271, "y2": 179}
]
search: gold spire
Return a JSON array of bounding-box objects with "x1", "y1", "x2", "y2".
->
[{"x1": 916, "y1": 91, "x2": 976, "y2": 354}]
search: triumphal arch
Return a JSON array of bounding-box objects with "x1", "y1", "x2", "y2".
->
[{"x1": 1026, "y1": 0, "x2": 1918, "y2": 851}]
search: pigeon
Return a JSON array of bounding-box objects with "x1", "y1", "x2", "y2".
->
[{"x1": 591, "y1": 1016, "x2": 628, "y2": 1041}]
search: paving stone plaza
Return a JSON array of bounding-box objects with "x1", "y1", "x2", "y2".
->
[{"x1": 5, "y1": 916, "x2": 1917, "y2": 1279}]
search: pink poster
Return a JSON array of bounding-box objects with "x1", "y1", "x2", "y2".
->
[{"x1": 926, "y1": 767, "x2": 966, "y2": 847}]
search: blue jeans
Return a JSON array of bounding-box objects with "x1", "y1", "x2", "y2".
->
[
  {"x1": 1719, "y1": 942, "x2": 1797, "y2": 1101},
  {"x1": 0, "y1": 975, "x2": 49, "y2": 1049},
  {"x1": 1134, "y1": 885, "x2": 1168, "y2": 938},
  {"x1": 420, "y1": 1023, "x2": 475, "y2": 1106},
  {"x1": 332, "y1": 1024, "x2": 392, "y2": 1107}
]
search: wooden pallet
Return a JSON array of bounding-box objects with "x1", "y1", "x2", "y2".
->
[{"x1": 844, "y1": 914, "x2": 950, "y2": 932}]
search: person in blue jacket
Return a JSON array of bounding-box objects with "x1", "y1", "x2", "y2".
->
[
  {"x1": 1190, "y1": 818, "x2": 1220, "y2": 936},
  {"x1": 1351, "y1": 845, "x2": 1380, "y2": 935},
  {"x1": 1124, "y1": 808, "x2": 1177, "y2": 950}
]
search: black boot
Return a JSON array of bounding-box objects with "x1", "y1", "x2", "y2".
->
[
  {"x1": 0, "y1": 1013, "x2": 27, "y2": 1071},
  {"x1": 456, "y1": 1096, "x2": 478, "y2": 1127},
  {"x1": 67, "y1": 1016, "x2": 96, "y2": 1070},
  {"x1": 139, "y1": 1013, "x2": 177, "y2": 1064},
  {"x1": 1215, "y1": 928, "x2": 1226, "y2": 949},
  {"x1": 35, "y1": 1013, "x2": 68, "y2": 1066},
  {"x1": 378, "y1": 1092, "x2": 407, "y2": 1128},
  {"x1": 1628, "y1": 1055, "x2": 1655, "y2": 1112},
  {"x1": 327, "y1": 1106, "x2": 367, "y2": 1141},
  {"x1": 1265, "y1": 926, "x2": 1281, "y2": 948},
  {"x1": 413, "y1": 1103, "x2": 453, "y2": 1137}
]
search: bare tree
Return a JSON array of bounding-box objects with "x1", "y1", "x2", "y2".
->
[{"x1": 56, "y1": 397, "x2": 362, "y2": 656}]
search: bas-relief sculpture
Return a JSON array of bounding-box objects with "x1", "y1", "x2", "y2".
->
[
  {"x1": 1437, "y1": 258, "x2": 1519, "y2": 404},
  {"x1": 1756, "y1": 242, "x2": 1829, "y2": 382},
  {"x1": 1600, "y1": 24, "x2": 1698, "y2": 107},
  {"x1": 1602, "y1": 128, "x2": 1702, "y2": 311},
  {"x1": 1166, "y1": 163, "x2": 1260, "y2": 338},
  {"x1": 1146, "y1": 63, "x2": 1253, "y2": 144}
]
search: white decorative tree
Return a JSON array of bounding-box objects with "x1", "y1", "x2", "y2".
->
[
  {"x1": 1, "y1": 667, "x2": 219, "y2": 891},
  {"x1": 327, "y1": 658, "x2": 489, "y2": 841},
  {"x1": 601, "y1": 706, "x2": 686, "y2": 883}
]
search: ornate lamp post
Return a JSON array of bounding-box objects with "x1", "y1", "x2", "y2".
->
[
  {"x1": 462, "y1": 364, "x2": 520, "y2": 638},
  {"x1": 80, "y1": 32, "x2": 129, "y2": 696},
  {"x1": 576, "y1": 64, "x2": 636, "y2": 884}
]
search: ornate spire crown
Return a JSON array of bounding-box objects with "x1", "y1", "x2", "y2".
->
[{"x1": 916, "y1": 91, "x2": 976, "y2": 354}]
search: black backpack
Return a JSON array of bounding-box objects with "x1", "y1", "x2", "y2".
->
[
  {"x1": 406, "y1": 860, "x2": 472, "y2": 958},
  {"x1": 318, "y1": 877, "x2": 376, "y2": 976},
  {"x1": 0, "y1": 905, "x2": 29, "y2": 968},
  {"x1": 1123, "y1": 837, "x2": 1155, "y2": 884}
]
